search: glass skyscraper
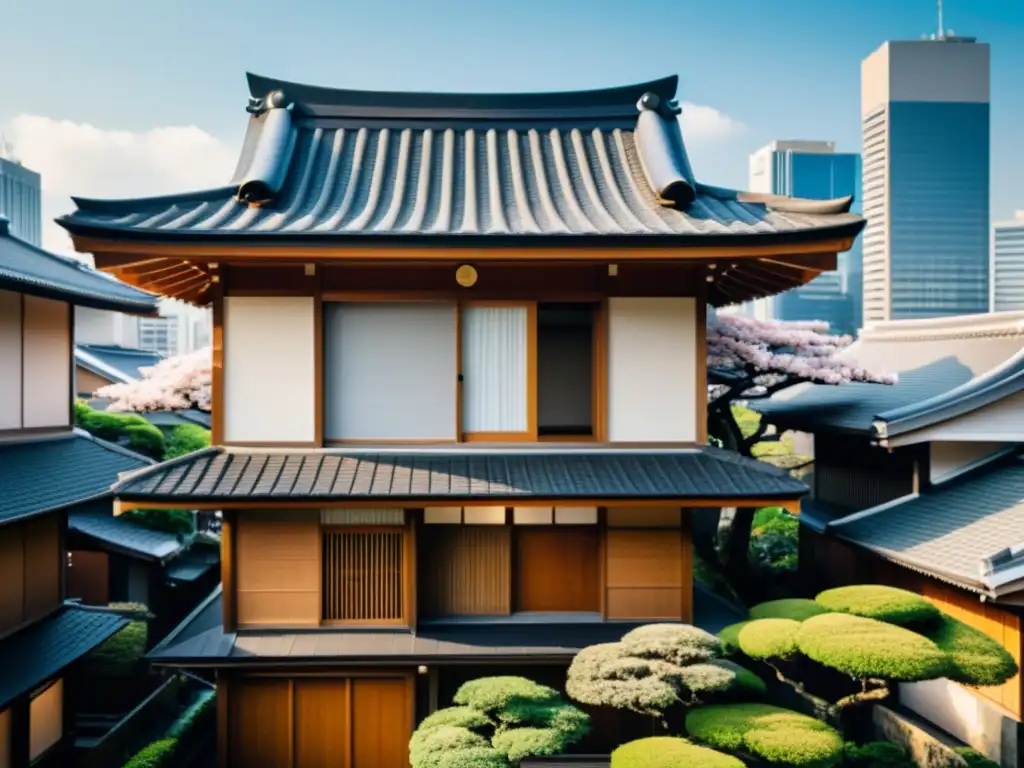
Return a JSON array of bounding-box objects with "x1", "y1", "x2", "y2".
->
[
  {"x1": 0, "y1": 156, "x2": 42, "y2": 247},
  {"x1": 860, "y1": 38, "x2": 990, "y2": 322},
  {"x1": 993, "y1": 212, "x2": 1024, "y2": 313},
  {"x1": 746, "y1": 141, "x2": 862, "y2": 334}
]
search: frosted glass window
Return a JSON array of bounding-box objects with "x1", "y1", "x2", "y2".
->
[
  {"x1": 555, "y1": 507, "x2": 599, "y2": 525},
  {"x1": 0, "y1": 707, "x2": 9, "y2": 768},
  {"x1": 29, "y1": 678, "x2": 62, "y2": 761},
  {"x1": 424, "y1": 507, "x2": 462, "y2": 524},
  {"x1": 513, "y1": 507, "x2": 553, "y2": 525},
  {"x1": 462, "y1": 306, "x2": 528, "y2": 432},
  {"x1": 463, "y1": 507, "x2": 506, "y2": 525}
]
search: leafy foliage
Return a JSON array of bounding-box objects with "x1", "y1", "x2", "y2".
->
[
  {"x1": 749, "y1": 599, "x2": 828, "y2": 622},
  {"x1": 164, "y1": 423, "x2": 211, "y2": 459},
  {"x1": 121, "y1": 508, "x2": 194, "y2": 535},
  {"x1": 815, "y1": 585, "x2": 940, "y2": 626},
  {"x1": 611, "y1": 736, "x2": 744, "y2": 767},
  {"x1": 409, "y1": 676, "x2": 587, "y2": 768},
  {"x1": 954, "y1": 747, "x2": 1000, "y2": 767},
  {"x1": 707, "y1": 659, "x2": 767, "y2": 699},
  {"x1": 167, "y1": 690, "x2": 216, "y2": 743},
  {"x1": 737, "y1": 619, "x2": 801, "y2": 661},
  {"x1": 566, "y1": 624, "x2": 748, "y2": 717},
  {"x1": 122, "y1": 738, "x2": 178, "y2": 768},
  {"x1": 842, "y1": 741, "x2": 915, "y2": 767},
  {"x1": 685, "y1": 703, "x2": 844, "y2": 767},
  {"x1": 74, "y1": 400, "x2": 165, "y2": 459},
  {"x1": 923, "y1": 615, "x2": 1020, "y2": 686},
  {"x1": 83, "y1": 620, "x2": 148, "y2": 678},
  {"x1": 796, "y1": 614, "x2": 949, "y2": 682},
  {"x1": 716, "y1": 622, "x2": 750, "y2": 656}
]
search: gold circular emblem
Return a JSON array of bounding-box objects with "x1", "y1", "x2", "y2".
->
[{"x1": 455, "y1": 264, "x2": 478, "y2": 288}]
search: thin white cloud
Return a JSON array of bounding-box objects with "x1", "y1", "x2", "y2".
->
[
  {"x1": 3, "y1": 115, "x2": 235, "y2": 256},
  {"x1": 679, "y1": 102, "x2": 746, "y2": 143}
]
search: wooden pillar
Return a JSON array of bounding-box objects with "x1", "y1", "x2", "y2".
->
[
  {"x1": 680, "y1": 507, "x2": 693, "y2": 623},
  {"x1": 210, "y1": 274, "x2": 225, "y2": 446},
  {"x1": 221, "y1": 511, "x2": 236, "y2": 633},
  {"x1": 216, "y1": 671, "x2": 229, "y2": 768}
]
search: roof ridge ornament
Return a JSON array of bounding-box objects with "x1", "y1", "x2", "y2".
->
[
  {"x1": 236, "y1": 91, "x2": 298, "y2": 205},
  {"x1": 637, "y1": 91, "x2": 682, "y2": 119},
  {"x1": 246, "y1": 89, "x2": 291, "y2": 116}
]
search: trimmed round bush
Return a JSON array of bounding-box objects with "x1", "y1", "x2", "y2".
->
[
  {"x1": 815, "y1": 585, "x2": 939, "y2": 626},
  {"x1": 611, "y1": 736, "x2": 744, "y2": 767},
  {"x1": 750, "y1": 598, "x2": 829, "y2": 622},
  {"x1": 924, "y1": 615, "x2": 1020, "y2": 686},
  {"x1": 415, "y1": 706, "x2": 493, "y2": 733},
  {"x1": 410, "y1": 724, "x2": 508, "y2": 768},
  {"x1": 620, "y1": 623, "x2": 722, "y2": 665},
  {"x1": 796, "y1": 613, "x2": 949, "y2": 681},
  {"x1": 717, "y1": 622, "x2": 750, "y2": 655},
  {"x1": 454, "y1": 677, "x2": 558, "y2": 712},
  {"x1": 706, "y1": 660, "x2": 767, "y2": 699},
  {"x1": 686, "y1": 703, "x2": 844, "y2": 767},
  {"x1": 737, "y1": 619, "x2": 801, "y2": 661},
  {"x1": 842, "y1": 741, "x2": 914, "y2": 767}
]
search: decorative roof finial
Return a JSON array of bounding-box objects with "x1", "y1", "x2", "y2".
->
[
  {"x1": 0, "y1": 215, "x2": 9, "y2": 236},
  {"x1": 637, "y1": 91, "x2": 681, "y2": 118},
  {"x1": 246, "y1": 89, "x2": 290, "y2": 116}
]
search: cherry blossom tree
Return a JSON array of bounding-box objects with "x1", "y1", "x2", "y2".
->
[
  {"x1": 96, "y1": 348, "x2": 212, "y2": 413},
  {"x1": 704, "y1": 313, "x2": 895, "y2": 602}
]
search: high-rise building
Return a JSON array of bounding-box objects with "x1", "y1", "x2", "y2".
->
[
  {"x1": 860, "y1": 36, "x2": 990, "y2": 322},
  {"x1": 0, "y1": 156, "x2": 42, "y2": 247},
  {"x1": 993, "y1": 211, "x2": 1024, "y2": 313},
  {"x1": 746, "y1": 140, "x2": 862, "y2": 333}
]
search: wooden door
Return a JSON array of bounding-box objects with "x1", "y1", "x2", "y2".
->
[
  {"x1": 294, "y1": 680, "x2": 349, "y2": 768},
  {"x1": 229, "y1": 679, "x2": 290, "y2": 768},
  {"x1": 515, "y1": 527, "x2": 599, "y2": 612},
  {"x1": 351, "y1": 679, "x2": 412, "y2": 767},
  {"x1": 66, "y1": 550, "x2": 110, "y2": 606}
]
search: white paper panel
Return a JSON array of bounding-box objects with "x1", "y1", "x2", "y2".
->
[
  {"x1": 462, "y1": 306, "x2": 528, "y2": 432},
  {"x1": 513, "y1": 507, "x2": 553, "y2": 525}
]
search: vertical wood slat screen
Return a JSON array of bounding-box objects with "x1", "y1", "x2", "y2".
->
[
  {"x1": 322, "y1": 530, "x2": 404, "y2": 622},
  {"x1": 420, "y1": 527, "x2": 511, "y2": 616},
  {"x1": 462, "y1": 306, "x2": 528, "y2": 432}
]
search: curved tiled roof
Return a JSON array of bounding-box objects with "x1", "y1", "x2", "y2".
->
[
  {"x1": 75, "y1": 344, "x2": 163, "y2": 385},
  {"x1": 0, "y1": 218, "x2": 157, "y2": 312}
]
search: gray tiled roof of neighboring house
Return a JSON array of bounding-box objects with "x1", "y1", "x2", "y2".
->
[
  {"x1": 68, "y1": 505, "x2": 187, "y2": 562},
  {"x1": 0, "y1": 216, "x2": 157, "y2": 313},
  {"x1": 0, "y1": 605, "x2": 129, "y2": 708},
  {"x1": 111, "y1": 445, "x2": 807, "y2": 503},
  {"x1": 76, "y1": 344, "x2": 163, "y2": 386},
  {"x1": 0, "y1": 431, "x2": 152, "y2": 525},
  {"x1": 831, "y1": 454, "x2": 1024, "y2": 597},
  {"x1": 57, "y1": 76, "x2": 863, "y2": 275},
  {"x1": 753, "y1": 312, "x2": 1024, "y2": 436},
  {"x1": 148, "y1": 585, "x2": 744, "y2": 665}
]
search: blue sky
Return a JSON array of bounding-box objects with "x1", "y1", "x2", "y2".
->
[{"x1": 2, "y1": 0, "x2": 1022, "y2": 251}]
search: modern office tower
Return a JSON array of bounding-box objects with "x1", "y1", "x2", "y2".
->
[
  {"x1": 746, "y1": 140, "x2": 862, "y2": 333},
  {"x1": 0, "y1": 155, "x2": 42, "y2": 247},
  {"x1": 993, "y1": 211, "x2": 1024, "y2": 313},
  {"x1": 860, "y1": 36, "x2": 990, "y2": 322}
]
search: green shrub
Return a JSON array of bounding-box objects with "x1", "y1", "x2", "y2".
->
[
  {"x1": 842, "y1": 741, "x2": 915, "y2": 767},
  {"x1": 164, "y1": 424, "x2": 211, "y2": 459},
  {"x1": 409, "y1": 725, "x2": 507, "y2": 768},
  {"x1": 123, "y1": 738, "x2": 178, "y2": 768},
  {"x1": 750, "y1": 599, "x2": 828, "y2": 622},
  {"x1": 75, "y1": 403, "x2": 165, "y2": 459},
  {"x1": 611, "y1": 736, "x2": 744, "y2": 767},
  {"x1": 416, "y1": 706, "x2": 493, "y2": 733},
  {"x1": 167, "y1": 690, "x2": 215, "y2": 744},
  {"x1": 717, "y1": 622, "x2": 750, "y2": 655},
  {"x1": 737, "y1": 619, "x2": 801, "y2": 661},
  {"x1": 705, "y1": 660, "x2": 767, "y2": 699},
  {"x1": 685, "y1": 703, "x2": 844, "y2": 767},
  {"x1": 953, "y1": 747, "x2": 1000, "y2": 767},
  {"x1": 123, "y1": 423, "x2": 165, "y2": 459},
  {"x1": 796, "y1": 613, "x2": 949, "y2": 681},
  {"x1": 85, "y1": 620, "x2": 148, "y2": 677},
  {"x1": 815, "y1": 585, "x2": 939, "y2": 626},
  {"x1": 454, "y1": 677, "x2": 559, "y2": 713},
  {"x1": 620, "y1": 623, "x2": 723, "y2": 666},
  {"x1": 121, "y1": 508, "x2": 194, "y2": 535},
  {"x1": 752, "y1": 507, "x2": 799, "y2": 537},
  {"x1": 923, "y1": 615, "x2": 1020, "y2": 686}
]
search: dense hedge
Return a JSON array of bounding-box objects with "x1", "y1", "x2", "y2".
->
[
  {"x1": 954, "y1": 747, "x2": 1000, "y2": 767},
  {"x1": 164, "y1": 424, "x2": 211, "y2": 459},
  {"x1": 842, "y1": 741, "x2": 915, "y2": 767},
  {"x1": 796, "y1": 613, "x2": 949, "y2": 681},
  {"x1": 84, "y1": 620, "x2": 148, "y2": 678},
  {"x1": 924, "y1": 614, "x2": 1020, "y2": 686},
  {"x1": 749, "y1": 598, "x2": 828, "y2": 622},
  {"x1": 736, "y1": 619, "x2": 801, "y2": 661},
  {"x1": 686, "y1": 703, "x2": 844, "y2": 767},
  {"x1": 815, "y1": 585, "x2": 939, "y2": 626},
  {"x1": 75, "y1": 401, "x2": 165, "y2": 459},
  {"x1": 123, "y1": 738, "x2": 177, "y2": 768},
  {"x1": 611, "y1": 736, "x2": 744, "y2": 767},
  {"x1": 716, "y1": 622, "x2": 750, "y2": 655}
]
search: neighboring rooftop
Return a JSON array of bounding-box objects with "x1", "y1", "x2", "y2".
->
[
  {"x1": 831, "y1": 452, "x2": 1024, "y2": 599},
  {"x1": 110, "y1": 445, "x2": 807, "y2": 504},
  {"x1": 76, "y1": 344, "x2": 163, "y2": 385},
  {"x1": 68, "y1": 502, "x2": 188, "y2": 562},
  {"x1": 59, "y1": 72, "x2": 864, "y2": 307},
  {"x1": 0, "y1": 216, "x2": 157, "y2": 313},
  {"x1": 0, "y1": 430, "x2": 152, "y2": 525},
  {"x1": 753, "y1": 311, "x2": 1024, "y2": 438}
]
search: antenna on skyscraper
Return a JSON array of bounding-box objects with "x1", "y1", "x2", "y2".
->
[
  {"x1": 0, "y1": 135, "x2": 19, "y2": 164},
  {"x1": 937, "y1": 0, "x2": 944, "y2": 39}
]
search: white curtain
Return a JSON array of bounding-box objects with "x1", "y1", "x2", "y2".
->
[{"x1": 462, "y1": 306, "x2": 528, "y2": 433}]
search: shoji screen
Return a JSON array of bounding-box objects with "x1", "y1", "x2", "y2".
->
[{"x1": 461, "y1": 304, "x2": 532, "y2": 436}]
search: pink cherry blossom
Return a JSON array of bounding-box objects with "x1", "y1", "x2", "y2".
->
[{"x1": 97, "y1": 348, "x2": 212, "y2": 413}]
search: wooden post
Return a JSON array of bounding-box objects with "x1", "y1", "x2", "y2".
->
[{"x1": 221, "y1": 511, "x2": 237, "y2": 632}]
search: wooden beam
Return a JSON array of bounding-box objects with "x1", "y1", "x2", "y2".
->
[
  {"x1": 221, "y1": 511, "x2": 237, "y2": 633},
  {"x1": 211, "y1": 276, "x2": 225, "y2": 445}
]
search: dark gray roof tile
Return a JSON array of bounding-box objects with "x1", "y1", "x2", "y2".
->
[
  {"x1": 75, "y1": 345, "x2": 163, "y2": 386},
  {"x1": 68, "y1": 507, "x2": 187, "y2": 561},
  {"x1": 114, "y1": 446, "x2": 806, "y2": 503}
]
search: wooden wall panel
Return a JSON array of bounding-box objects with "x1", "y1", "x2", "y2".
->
[
  {"x1": 323, "y1": 530, "x2": 405, "y2": 623},
  {"x1": 21, "y1": 296, "x2": 70, "y2": 429},
  {"x1": 515, "y1": 527, "x2": 599, "y2": 612},
  {"x1": 75, "y1": 366, "x2": 114, "y2": 398},
  {"x1": 922, "y1": 582, "x2": 1022, "y2": 718},
  {"x1": 22, "y1": 514, "x2": 61, "y2": 622},
  {"x1": 352, "y1": 679, "x2": 412, "y2": 768},
  {"x1": 236, "y1": 514, "x2": 320, "y2": 627},
  {"x1": 228, "y1": 679, "x2": 291, "y2": 768},
  {"x1": 0, "y1": 290, "x2": 23, "y2": 431},
  {"x1": 294, "y1": 680, "x2": 349, "y2": 768},
  {"x1": 0, "y1": 526, "x2": 24, "y2": 636},
  {"x1": 605, "y1": 521, "x2": 692, "y2": 621},
  {"x1": 66, "y1": 550, "x2": 110, "y2": 606},
  {"x1": 607, "y1": 507, "x2": 681, "y2": 528},
  {"x1": 419, "y1": 527, "x2": 511, "y2": 616}
]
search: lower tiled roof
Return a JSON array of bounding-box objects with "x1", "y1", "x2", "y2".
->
[
  {"x1": 68, "y1": 504, "x2": 187, "y2": 562},
  {"x1": 112, "y1": 446, "x2": 806, "y2": 503},
  {"x1": 0, "y1": 431, "x2": 152, "y2": 525},
  {"x1": 0, "y1": 605, "x2": 129, "y2": 708}
]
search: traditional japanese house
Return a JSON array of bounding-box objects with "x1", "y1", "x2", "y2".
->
[
  {"x1": 74, "y1": 344, "x2": 163, "y2": 399},
  {"x1": 754, "y1": 312, "x2": 1024, "y2": 767},
  {"x1": 59, "y1": 72, "x2": 864, "y2": 766},
  {"x1": 0, "y1": 216, "x2": 158, "y2": 766}
]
